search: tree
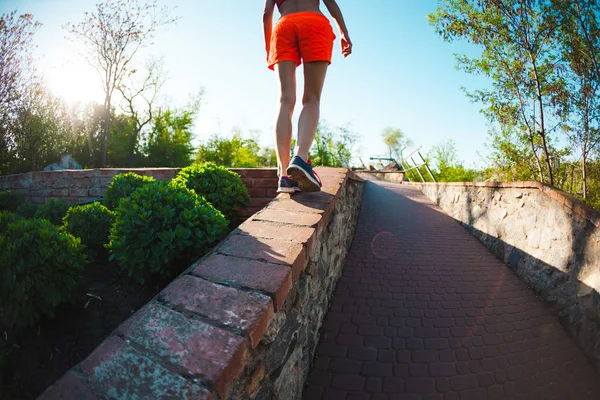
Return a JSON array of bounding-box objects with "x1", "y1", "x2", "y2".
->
[
  {"x1": 0, "y1": 11, "x2": 40, "y2": 175},
  {"x1": 310, "y1": 122, "x2": 359, "y2": 167},
  {"x1": 551, "y1": 0, "x2": 600, "y2": 199},
  {"x1": 107, "y1": 114, "x2": 142, "y2": 167},
  {"x1": 381, "y1": 127, "x2": 412, "y2": 162},
  {"x1": 0, "y1": 11, "x2": 40, "y2": 116},
  {"x1": 196, "y1": 130, "x2": 276, "y2": 168},
  {"x1": 66, "y1": 0, "x2": 177, "y2": 167},
  {"x1": 10, "y1": 82, "x2": 71, "y2": 172},
  {"x1": 429, "y1": 0, "x2": 564, "y2": 185},
  {"x1": 428, "y1": 139, "x2": 477, "y2": 182},
  {"x1": 117, "y1": 56, "x2": 167, "y2": 165},
  {"x1": 145, "y1": 107, "x2": 195, "y2": 167},
  {"x1": 65, "y1": 102, "x2": 105, "y2": 169}
]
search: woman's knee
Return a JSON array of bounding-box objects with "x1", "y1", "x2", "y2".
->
[
  {"x1": 302, "y1": 93, "x2": 320, "y2": 106},
  {"x1": 279, "y1": 92, "x2": 296, "y2": 108}
]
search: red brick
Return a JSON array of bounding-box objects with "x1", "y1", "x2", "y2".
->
[
  {"x1": 192, "y1": 254, "x2": 292, "y2": 311},
  {"x1": 253, "y1": 208, "x2": 323, "y2": 228},
  {"x1": 161, "y1": 275, "x2": 273, "y2": 348},
  {"x1": 239, "y1": 220, "x2": 315, "y2": 247},
  {"x1": 229, "y1": 168, "x2": 277, "y2": 179},
  {"x1": 118, "y1": 303, "x2": 247, "y2": 398},
  {"x1": 236, "y1": 207, "x2": 263, "y2": 218},
  {"x1": 217, "y1": 234, "x2": 306, "y2": 281},
  {"x1": 266, "y1": 198, "x2": 328, "y2": 214},
  {"x1": 266, "y1": 188, "x2": 279, "y2": 197},
  {"x1": 38, "y1": 372, "x2": 97, "y2": 400},
  {"x1": 248, "y1": 178, "x2": 278, "y2": 188},
  {"x1": 49, "y1": 189, "x2": 68, "y2": 197},
  {"x1": 247, "y1": 188, "x2": 267, "y2": 197},
  {"x1": 88, "y1": 188, "x2": 105, "y2": 197},
  {"x1": 249, "y1": 197, "x2": 272, "y2": 208},
  {"x1": 81, "y1": 336, "x2": 212, "y2": 399}
]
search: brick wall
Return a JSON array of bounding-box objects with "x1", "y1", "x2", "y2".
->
[
  {"x1": 0, "y1": 168, "x2": 278, "y2": 220},
  {"x1": 39, "y1": 168, "x2": 365, "y2": 400}
]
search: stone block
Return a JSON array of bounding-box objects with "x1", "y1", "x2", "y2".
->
[
  {"x1": 81, "y1": 336, "x2": 212, "y2": 399},
  {"x1": 192, "y1": 254, "x2": 293, "y2": 311},
  {"x1": 118, "y1": 303, "x2": 247, "y2": 398},
  {"x1": 218, "y1": 235, "x2": 306, "y2": 281},
  {"x1": 161, "y1": 275, "x2": 273, "y2": 348}
]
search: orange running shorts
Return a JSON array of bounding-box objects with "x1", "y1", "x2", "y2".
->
[{"x1": 268, "y1": 12, "x2": 336, "y2": 70}]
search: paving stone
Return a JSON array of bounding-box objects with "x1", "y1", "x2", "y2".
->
[{"x1": 302, "y1": 181, "x2": 600, "y2": 399}]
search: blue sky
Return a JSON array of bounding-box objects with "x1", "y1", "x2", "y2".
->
[{"x1": 1, "y1": 0, "x2": 493, "y2": 168}]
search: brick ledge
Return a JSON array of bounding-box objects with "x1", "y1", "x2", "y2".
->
[{"x1": 39, "y1": 168, "x2": 364, "y2": 400}]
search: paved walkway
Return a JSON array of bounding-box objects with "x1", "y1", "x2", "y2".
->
[{"x1": 304, "y1": 180, "x2": 600, "y2": 400}]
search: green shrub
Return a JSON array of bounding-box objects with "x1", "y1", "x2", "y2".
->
[
  {"x1": 0, "y1": 213, "x2": 87, "y2": 330},
  {"x1": 107, "y1": 181, "x2": 228, "y2": 283},
  {"x1": 103, "y1": 172, "x2": 155, "y2": 210},
  {"x1": 0, "y1": 211, "x2": 22, "y2": 231},
  {"x1": 0, "y1": 190, "x2": 24, "y2": 212},
  {"x1": 173, "y1": 162, "x2": 250, "y2": 221},
  {"x1": 16, "y1": 201, "x2": 39, "y2": 218},
  {"x1": 34, "y1": 198, "x2": 71, "y2": 226},
  {"x1": 64, "y1": 203, "x2": 116, "y2": 261}
]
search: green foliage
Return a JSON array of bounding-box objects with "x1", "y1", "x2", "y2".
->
[
  {"x1": 34, "y1": 198, "x2": 70, "y2": 225},
  {"x1": 63, "y1": 203, "x2": 116, "y2": 260},
  {"x1": 309, "y1": 122, "x2": 359, "y2": 168},
  {"x1": 196, "y1": 130, "x2": 277, "y2": 167},
  {"x1": 173, "y1": 162, "x2": 250, "y2": 221},
  {"x1": 107, "y1": 114, "x2": 145, "y2": 167},
  {"x1": 381, "y1": 127, "x2": 412, "y2": 162},
  {"x1": 106, "y1": 181, "x2": 228, "y2": 283},
  {"x1": 428, "y1": 140, "x2": 477, "y2": 182},
  {"x1": 145, "y1": 108, "x2": 195, "y2": 167},
  {"x1": 429, "y1": 0, "x2": 563, "y2": 185},
  {"x1": 0, "y1": 211, "x2": 21, "y2": 231},
  {"x1": 15, "y1": 201, "x2": 38, "y2": 218},
  {"x1": 0, "y1": 212, "x2": 87, "y2": 330},
  {"x1": 0, "y1": 190, "x2": 24, "y2": 212},
  {"x1": 103, "y1": 172, "x2": 155, "y2": 210}
]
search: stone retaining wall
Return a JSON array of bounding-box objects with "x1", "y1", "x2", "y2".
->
[
  {"x1": 407, "y1": 181, "x2": 600, "y2": 369},
  {"x1": 356, "y1": 171, "x2": 405, "y2": 183},
  {"x1": 0, "y1": 168, "x2": 278, "y2": 219},
  {"x1": 39, "y1": 168, "x2": 365, "y2": 400}
]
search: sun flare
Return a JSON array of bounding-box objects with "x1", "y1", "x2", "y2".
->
[{"x1": 44, "y1": 56, "x2": 105, "y2": 106}]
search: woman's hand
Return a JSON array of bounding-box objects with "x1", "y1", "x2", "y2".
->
[{"x1": 341, "y1": 33, "x2": 352, "y2": 57}]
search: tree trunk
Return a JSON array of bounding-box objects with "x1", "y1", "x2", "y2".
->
[
  {"x1": 101, "y1": 96, "x2": 110, "y2": 168},
  {"x1": 529, "y1": 50, "x2": 554, "y2": 185},
  {"x1": 539, "y1": 131, "x2": 554, "y2": 185},
  {"x1": 528, "y1": 134, "x2": 544, "y2": 182},
  {"x1": 582, "y1": 153, "x2": 587, "y2": 200}
]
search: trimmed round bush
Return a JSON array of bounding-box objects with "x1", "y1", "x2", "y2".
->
[
  {"x1": 0, "y1": 212, "x2": 87, "y2": 330},
  {"x1": 106, "y1": 181, "x2": 229, "y2": 283},
  {"x1": 16, "y1": 201, "x2": 38, "y2": 219},
  {"x1": 103, "y1": 172, "x2": 155, "y2": 210},
  {"x1": 63, "y1": 203, "x2": 116, "y2": 261},
  {"x1": 35, "y1": 198, "x2": 71, "y2": 226},
  {"x1": 0, "y1": 190, "x2": 24, "y2": 212},
  {"x1": 172, "y1": 162, "x2": 250, "y2": 222}
]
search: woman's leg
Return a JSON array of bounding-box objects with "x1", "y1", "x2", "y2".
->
[
  {"x1": 296, "y1": 61, "x2": 329, "y2": 161},
  {"x1": 273, "y1": 61, "x2": 297, "y2": 176}
]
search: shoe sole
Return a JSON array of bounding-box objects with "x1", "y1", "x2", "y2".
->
[
  {"x1": 277, "y1": 186, "x2": 301, "y2": 194},
  {"x1": 286, "y1": 165, "x2": 321, "y2": 192}
]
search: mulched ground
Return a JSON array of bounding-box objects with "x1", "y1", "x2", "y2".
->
[{"x1": 0, "y1": 257, "x2": 166, "y2": 400}]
